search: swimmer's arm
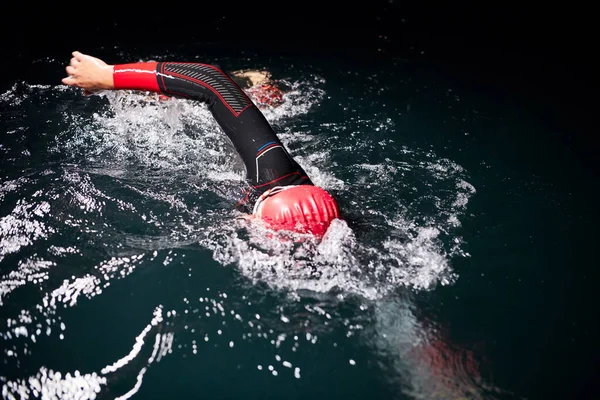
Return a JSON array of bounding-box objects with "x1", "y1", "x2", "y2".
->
[{"x1": 62, "y1": 51, "x2": 221, "y2": 103}]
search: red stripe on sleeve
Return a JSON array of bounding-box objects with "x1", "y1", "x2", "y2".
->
[{"x1": 113, "y1": 62, "x2": 160, "y2": 92}]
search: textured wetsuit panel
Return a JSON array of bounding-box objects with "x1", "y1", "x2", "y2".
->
[{"x1": 112, "y1": 61, "x2": 314, "y2": 209}]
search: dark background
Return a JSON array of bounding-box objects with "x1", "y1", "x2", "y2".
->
[
  {"x1": 1, "y1": 2, "x2": 597, "y2": 398},
  {"x1": 3, "y1": 1, "x2": 596, "y2": 168}
]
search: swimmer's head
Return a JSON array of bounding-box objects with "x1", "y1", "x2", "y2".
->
[{"x1": 254, "y1": 185, "x2": 340, "y2": 237}]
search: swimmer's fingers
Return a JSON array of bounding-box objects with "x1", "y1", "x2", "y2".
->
[
  {"x1": 63, "y1": 65, "x2": 87, "y2": 88},
  {"x1": 61, "y1": 50, "x2": 113, "y2": 92},
  {"x1": 65, "y1": 65, "x2": 77, "y2": 77},
  {"x1": 62, "y1": 65, "x2": 81, "y2": 87},
  {"x1": 72, "y1": 51, "x2": 87, "y2": 62},
  {"x1": 61, "y1": 75, "x2": 77, "y2": 87},
  {"x1": 61, "y1": 75, "x2": 97, "y2": 95}
]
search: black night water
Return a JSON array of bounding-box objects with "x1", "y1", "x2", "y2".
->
[{"x1": 0, "y1": 40, "x2": 596, "y2": 400}]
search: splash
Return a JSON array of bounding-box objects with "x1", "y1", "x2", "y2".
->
[
  {"x1": 3, "y1": 73, "x2": 475, "y2": 304},
  {"x1": 1, "y1": 306, "x2": 173, "y2": 400},
  {"x1": 0, "y1": 199, "x2": 55, "y2": 264},
  {"x1": 0, "y1": 55, "x2": 491, "y2": 400}
]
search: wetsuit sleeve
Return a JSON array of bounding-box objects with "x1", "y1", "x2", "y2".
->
[
  {"x1": 113, "y1": 63, "x2": 161, "y2": 92},
  {"x1": 112, "y1": 61, "x2": 313, "y2": 210}
]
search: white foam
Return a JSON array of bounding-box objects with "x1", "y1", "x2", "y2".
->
[
  {"x1": 0, "y1": 307, "x2": 172, "y2": 400},
  {"x1": 4, "y1": 76, "x2": 475, "y2": 304},
  {"x1": 0, "y1": 200, "x2": 55, "y2": 263}
]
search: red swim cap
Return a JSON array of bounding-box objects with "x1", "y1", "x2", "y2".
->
[
  {"x1": 254, "y1": 185, "x2": 340, "y2": 236},
  {"x1": 247, "y1": 84, "x2": 284, "y2": 108}
]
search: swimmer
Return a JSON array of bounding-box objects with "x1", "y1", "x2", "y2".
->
[{"x1": 61, "y1": 51, "x2": 340, "y2": 237}]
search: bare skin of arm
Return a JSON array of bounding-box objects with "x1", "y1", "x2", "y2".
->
[
  {"x1": 230, "y1": 69, "x2": 271, "y2": 86},
  {"x1": 62, "y1": 51, "x2": 114, "y2": 94}
]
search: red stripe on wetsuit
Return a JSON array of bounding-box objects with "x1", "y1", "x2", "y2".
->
[{"x1": 113, "y1": 63, "x2": 160, "y2": 92}]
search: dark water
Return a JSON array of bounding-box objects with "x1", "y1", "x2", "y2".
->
[{"x1": 1, "y1": 19, "x2": 597, "y2": 400}]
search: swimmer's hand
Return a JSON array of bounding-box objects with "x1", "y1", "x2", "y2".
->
[
  {"x1": 230, "y1": 70, "x2": 271, "y2": 86},
  {"x1": 61, "y1": 51, "x2": 114, "y2": 95}
]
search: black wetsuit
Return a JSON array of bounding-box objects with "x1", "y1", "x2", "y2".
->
[{"x1": 114, "y1": 61, "x2": 313, "y2": 210}]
